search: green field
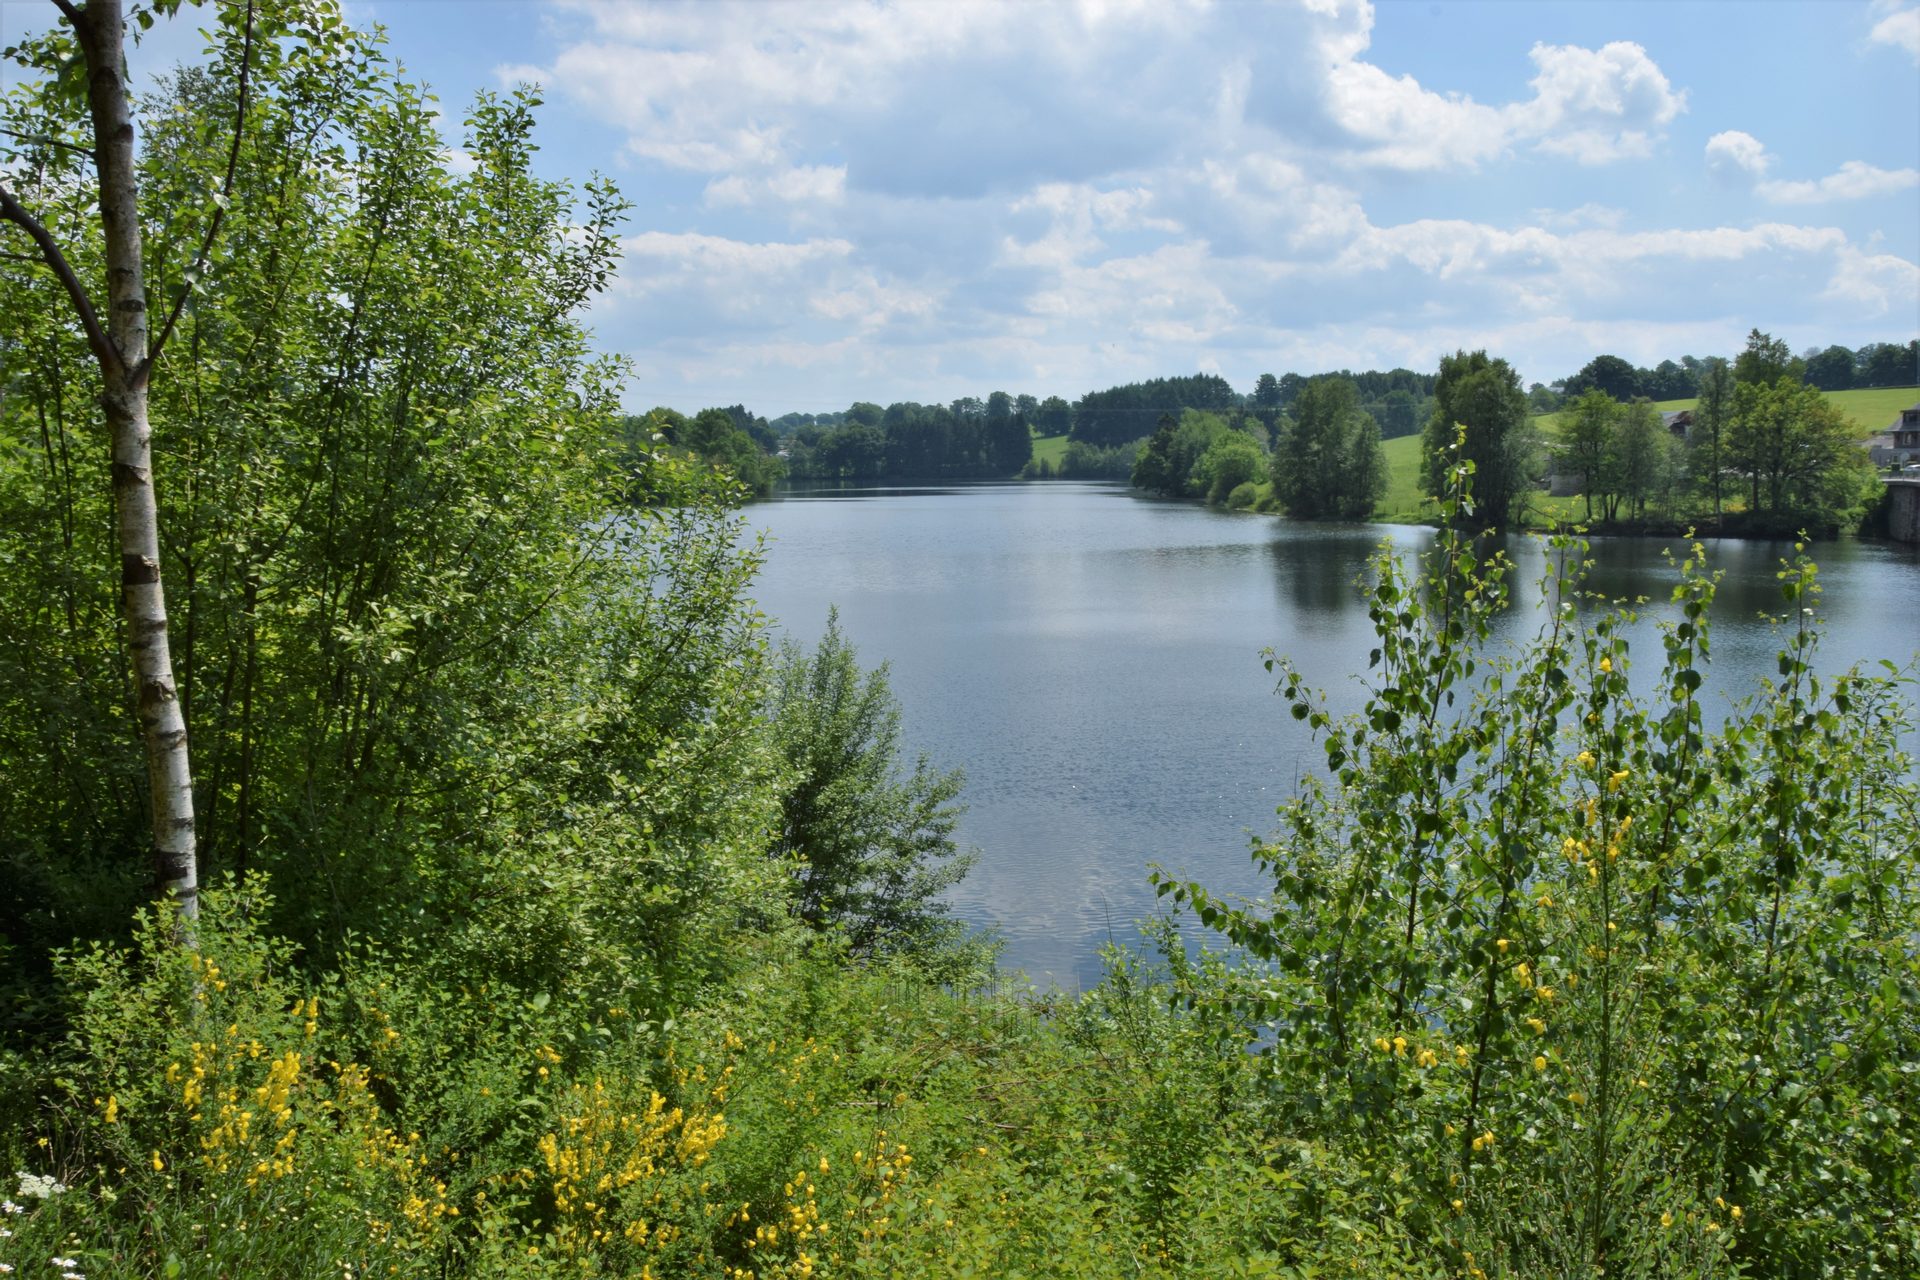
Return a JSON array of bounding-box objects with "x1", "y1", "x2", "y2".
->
[
  {"x1": 1030, "y1": 432, "x2": 1069, "y2": 467},
  {"x1": 1534, "y1": 385, "x2": 1918, "y2": 438}
]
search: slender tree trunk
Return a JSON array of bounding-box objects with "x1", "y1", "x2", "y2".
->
[{"x1": 77, "y1": 0, "x2": 199, "y2": 919}]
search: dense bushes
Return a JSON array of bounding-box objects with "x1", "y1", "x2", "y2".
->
[
  {"x1": 1, "y1": 6, "x2": 1913, "y2": 1278},
  {"x1": 1159, "y1": 476, "x2": 1920, "y2": 1278}
]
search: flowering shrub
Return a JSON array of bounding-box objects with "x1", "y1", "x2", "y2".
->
[{"x1": 1157, "y1": 479, "x2": 1920, "y2": 1277}]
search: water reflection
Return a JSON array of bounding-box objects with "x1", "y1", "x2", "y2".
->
[
  {"x1": 742, "y1": 482, "x2": 1920, "y2": 988},
  {"x1": 1268, "y1": 525, "x2": 1382, "y2": 619}
]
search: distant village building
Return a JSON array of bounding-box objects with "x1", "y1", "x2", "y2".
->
[
  {"x1": 1661, "y1": 410, "x2": 1693, "y2": 440},
  {"x1": 1865, "y1": 402, "x2": 1920, "y2": 468}
]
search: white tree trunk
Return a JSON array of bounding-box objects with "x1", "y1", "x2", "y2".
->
[{"x1": 76, "y1": 0, "x2": 199, "y2": 919}]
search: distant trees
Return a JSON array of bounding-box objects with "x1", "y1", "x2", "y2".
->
[
  {"x1": 1550, "y1": 332, "x2": 1879, "y2": 533},
  {"x1": 1421, "y1": 351, "x2": 1537, "y2": 530},
  {"x1": 1031, "y1": 395, "x2": 1074, "y2": 438},
  {"x1": 1072, "y1": 374, "x2": 1236, "y2": 448},
  {"x1": 1803, "y1": 345, "x2": 1856, "y2": 392},
  {"x1": 1857, "y1": 340, "x2": 1918, "y2": 388},
  {"x1": 1130, "y1": 410, "x2": 1260, "y2": 501},
  {"x1": 1567, "y1": 354, "x2": 1642, "y2": 402},
  {"x1": 1688, "y1": 358, "x2": 1735, "y2": 517},
  {"x1": 1734, "y1": 328, "x2": 1802, "y2": 387},
  {"x1": 633, "y1": 406, "x2": 786, "y2": 497},
  {"x1": 788, "y1": 393, "x2": 1032, "y2": 480},
  {"x1": 1549, "y1": 335, "x2": 1913, "y2": 412},
  {"x1": 1727, "y1": 375, "x2": 1876, "y2": 532},
  {"x1": 1270, "y1": 377, "x2": 1386, "y2": 519}
]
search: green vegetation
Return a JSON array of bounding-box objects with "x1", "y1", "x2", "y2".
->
[
  {"x1": 1029, "y1": 432, "x2": 1071, "y2": 468},
  {"x1": 1419, "y1": 351, "x2": 1540, "y2": 531},
  {"x1": 1, "y1": 6, "x2": 1915, "y2": 1279},
  {"x1": 1270, "y1": 376, "x2": 1386, "y2": 519},
  {"x1": 1159, "y1": 486, "x2": 1920, "y2": 1279}
]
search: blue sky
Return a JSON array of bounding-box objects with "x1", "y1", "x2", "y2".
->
[{"x1": 8, "y1": 0, "x2": 1919, "y2": 415}]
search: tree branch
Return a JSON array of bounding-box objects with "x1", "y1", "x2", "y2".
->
[
  {"x1": 50, "y1": 0, "x2": 86, "y2": 28},
  {"x1": 0, "y1": 128, "x2": 97, "y2": 162},
  {"x1": 141, "y1": 0, "x2": 256, "y2": 383},
  {"x1": 0, "y1": 179, "x2": 122, "y2": 375}
]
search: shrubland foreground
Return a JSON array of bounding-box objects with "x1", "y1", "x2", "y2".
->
[{"x1": 2, "y1": 5, "x2": 1916, "y2": 1277}]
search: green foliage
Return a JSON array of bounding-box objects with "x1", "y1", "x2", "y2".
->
[
  {"x1": 1072, "y1": 373, "x2": 1237, "y2": 449},
  {"x1": 1420, "y1": 351, "x2": 1538, "y2": 530},
  {"x1": 0, "y1": 0, "x2": 785, "y2": 1022},
  {"x1": 1194, "y1": 432, "x2": 1267, "y2": 506},
  {"x1": 629, "y1": 406, "x2": 787, "y2": 497},
  {"x1": 1157, "y1": 463, "x2": 1920, "y2": 1277},
  {"x1": 1272, "y1": 376, "x2": 1387, "y2": 520},
  {"x1": 1725, "y1": 376, "x2": 1879, "y2": 534},
  {"x1": 1130, "y1": 410, "x2": 1258, "y2": 500},
  {"x1": 768, "y1": 612, "x2": 981, "y2": 967}
]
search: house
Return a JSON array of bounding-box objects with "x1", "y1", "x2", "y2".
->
[
  {"x1": 1866, "y1": 402, "x2": 1920, "y2": 468},
  {"x1": 1661, "y1": 410, "x2": 1693, "y2": 440}
]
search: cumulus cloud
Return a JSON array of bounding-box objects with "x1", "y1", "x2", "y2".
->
[
  {"x1": 489, "y1": 0, "x2": 1914, "y2": 407},
  {"x1": 1706, "y1": 131, "x2": 1918, "y2": 204},
  {"x1": 1705, "y1": 130, "x2": 1771, "y2": 181},
  {"x1": 1759, "y1": 162, "x2": 1920, "y2": 205},
  {"x1": 1869, "y1": 2, "x2": 1920, "y2": 63},
  {"x1": 1304, "y1": 35, "x2": 1685, "y2": 170}
]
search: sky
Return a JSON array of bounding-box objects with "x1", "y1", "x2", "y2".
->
[{"x1": 6, "y1": 0, "x2": 1920, "y2": 416}]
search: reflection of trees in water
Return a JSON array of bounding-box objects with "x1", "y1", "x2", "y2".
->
[{"x1": 1267, "y1": 527, "x2": 1391, "y2": 617}]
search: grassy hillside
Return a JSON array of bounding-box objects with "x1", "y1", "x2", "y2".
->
[
  {"x1": 1534, "y1": 385, "x2": 1919, "y2": 438},
  {"x1": 1030, "y1": 432, "x2": 1070, "y2": 467},
  {"x1": 1374, "y1": 432, "x2": 1430, "y2": 522}
]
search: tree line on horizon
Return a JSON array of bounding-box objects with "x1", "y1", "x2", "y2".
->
[
  {"x1": 658, "y1": 335, "x2": 1914, "y2": 491},
  {"x1": 1421, "y1": 330, "x2": 1886, "y2": 534}
]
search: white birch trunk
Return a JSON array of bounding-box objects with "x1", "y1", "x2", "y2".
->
[{"x1": 76, "y1": 0, "x2": 199, "y2": 919}]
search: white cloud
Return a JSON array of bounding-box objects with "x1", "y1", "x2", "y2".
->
[
  {"x1": 1705, "y1": 130, "x2": 1771, "y2": 180},
  {"x1": 1325, "y1": 37, "x2": 1684, "y2": 170},
  {"x1": 1706, "y1": 131, "x2": 1918, "y2": 204},
  {"x1": 1823, "y1": 244, "x2": 1920, "y2": 313},
  {"x1": 1758, "y1": 161, "x2": 1920, "y2": 205},
  {"x1": 619, "y1": 231, "x2": 852, "y2": 277},
  {"x1": 1869, "y1": 3, "x2": 1920, "y2": 63},
  {"x1": 1522, "y1": 41, "x2": 1686, "y2": 164},
  {"x1": 704, "y1": 166, "x2": 847, "y2": 208}
]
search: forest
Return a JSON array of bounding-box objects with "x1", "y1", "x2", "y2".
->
[{"x1": 1, "y1": 4, "x2": 1916, "y2": 1279}]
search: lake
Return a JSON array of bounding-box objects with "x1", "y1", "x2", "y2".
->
[{"x1": 742, "y1": 480, "x2": 1920, "y2": 987}]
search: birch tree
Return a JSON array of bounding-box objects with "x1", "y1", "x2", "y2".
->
[{"x1": 0, "y1": 0, "x2": 253, "y2": 921}]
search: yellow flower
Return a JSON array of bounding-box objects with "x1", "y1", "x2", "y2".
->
[
  {"x1": 1731, "y1": 1205, "x2": 1743, "y2": 1222},
  {"x1": 1392, "y1": 1036, "x2": 1407, "y2": 1056},
  {"x1": 1567, "y1": 1090, "x2": 1586, "y2": 1105},
  {"x1": 151, "y1": 1150, "x2": 165, "y2": 1172},
  {"x1": 1661, "y1": 1211, "x2": 1673, "y2": 1229},
  {"x1": 1374, "y1": 1037, "x2": 1391, "y2": 1054},
  {"x1": 1526, "y1": 1018, "x2": 1546, "y2": 1035},
  {"x1": 1599, "y1": 657, "x2": 1612, "y2": 674},
  {"x1": 1514, "y1": 962, "x2": 1531, "y2": 982},
  {"x1": 1608, "y1": 769, "x2": 1630, "y2": 793},
  {"x1": 1533, "y1": 1055, "x2": 1547, "y2": 1073},
  {"x1": 1444, "y1": 1124, "x2": 1457, "y2": 1137},
  {"x1": 1451, "y1": 1199, "x2": 1464, "y2": 1213},
  {"x1": 1575, "y1": 750, "x2": 1596, "y2": 768},
  {"x1": 1536, "y1": 986, "x2": 1556, "y2": 1001},
  {"x1": 1496, "y1": 938, "x2": 1509, "y2": 954}
]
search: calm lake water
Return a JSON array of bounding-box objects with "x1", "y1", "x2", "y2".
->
[{"x1": 742, "y1": 481, "x2": 1920, "y2": 987}]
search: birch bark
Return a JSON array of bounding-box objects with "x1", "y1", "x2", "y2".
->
[{"x1": 0, "y1": 0, "x2": 199, "y2": 917}]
